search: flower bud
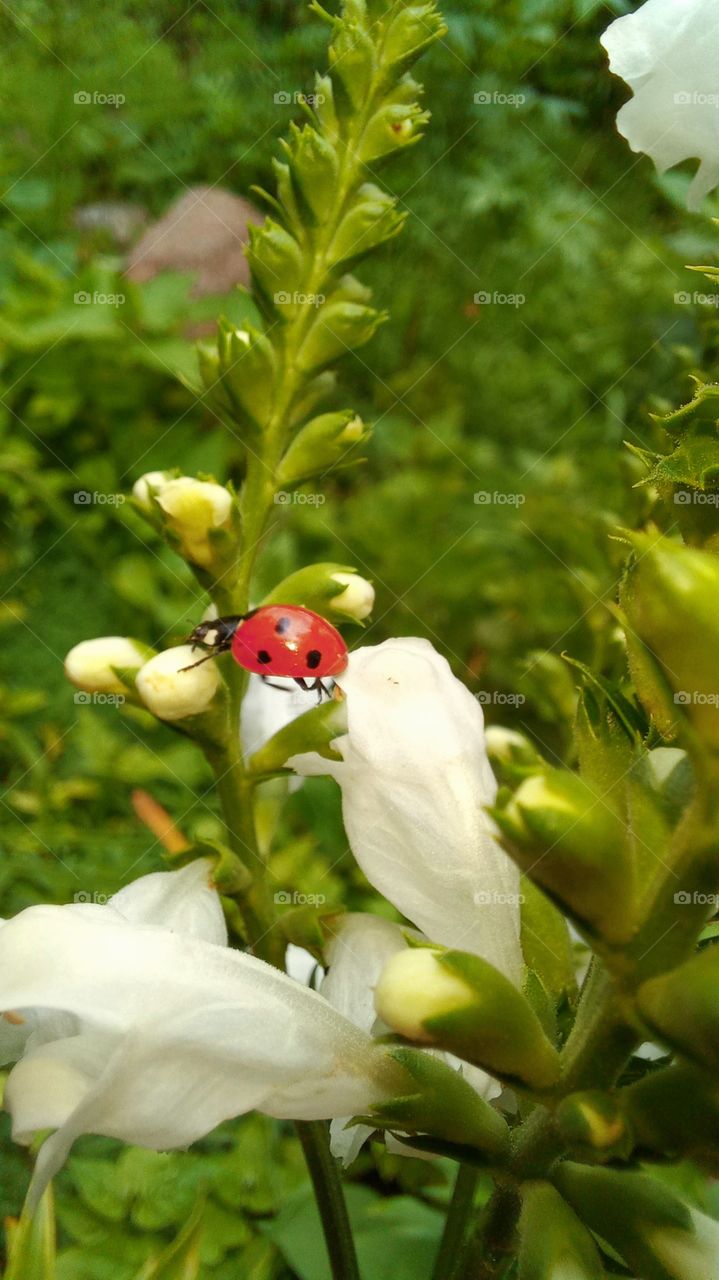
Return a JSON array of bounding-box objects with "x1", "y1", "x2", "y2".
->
[
  {"x1": 493, "y1": 769, "x2": 634, "y2": 944},
  {"x1": 621, "y1": 535, "x2": 719, "y2": 751},
  {"x1": 132, "y1": 471, "x2": 172, "y2": 509},
  {"x1": 518, "y1": 1182, "x2": 605, "y2": 1280},
  {"x1": 375, "y1": 946, "x2": 560, "y2": 1091},
  {"x1": 637, "y1": 946, "x2": 719, "y2": 1072},
  {"x1": 262, "y1": 564, "x2": 374, "y2": 624},
  {"x1": 366, "y1": 1045, "x2": 510, "y2": 1164},
  {"x1": 65, "y1": 636, "x2": 153, "y2": 695},
  {"x1": 136, "y1": 646, "x2": 221, "y2": 722},
  {"x1": 625, "y1": 1062, "x2": 719, "y2": 1172},
  {"x1": 554, "y1": 1162, "x2": 717, "y2": 1280},
  {"x1": 278, "y1": 411, "x2": 370, "y2": 487},
  {"x1": 154, "y1": 477, "x2": 234, "y2": 569},
  {"x1": 556, "y1": 1090, "x2": 632, "y2": 1162},
  {"x1": 375, "y1": 948, "x2": 475, "y2": 1043}
]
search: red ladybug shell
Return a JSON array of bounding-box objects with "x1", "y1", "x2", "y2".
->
[{"x1": 231, "y1": 605, "x2": 348, "y2": 678}]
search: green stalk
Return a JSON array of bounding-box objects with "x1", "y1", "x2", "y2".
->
[
  {"x1": 297, "y1": 1121, "x2": 362, "y2": 1280},
  {"x1": 433, "y1": 1164, "x2": 481, "y2": 1280}
]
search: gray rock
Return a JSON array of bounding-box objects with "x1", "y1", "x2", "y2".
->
[{"x1": 125, "y1": 186, "x2": 262, "y2": 294}]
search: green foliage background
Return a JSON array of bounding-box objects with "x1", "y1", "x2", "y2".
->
[{"x1": 1, "y1": 0, "x2": 719, "y2": 1273}]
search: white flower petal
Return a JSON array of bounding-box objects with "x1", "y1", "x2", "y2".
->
[
  {"x1": 601, "y1": 0, "x2": 719, "y2": 210},
  {"x1": 290, "y1": 639, "x2": 523, "y2": 983},
  {"x1": 321, "y1": 913, "x2": 411, "y2": 1034},
  {"x1": 136, "y1": 645, "x2": 220, "y2": 721},
  {"x1": 241, "y1": 673, "x2": 318, "y2": 760},
  {"x1": 109, "y1": 859, "x2": 227, "y2": 945}
]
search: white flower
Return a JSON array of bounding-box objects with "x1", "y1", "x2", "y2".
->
[
  {"x1": 601, "y1": 0, "x2": 719, "y2": 210},
  {"x1": 331, "y1": 571, "x2": 375, "y2": 621},
  {"x1": 374, "y1": 947, "x2": 475, "y2": 1043},
  {"x1": 136, "y1": 645, "x2": 221, "y2": 721},
  {"x1": 241, "y1": 673, "x2": 318, "y2": 759},
  {"x1": 134, "y1": 474, "x2": 234, "y2": 567},
  {"x1": 132, "y1": 471, "x2": 172, "y2": 509},
  {"x1": 289, "y1": 639, "x2": 523, "y2": 984},
  {"x1": 0, "y1": 862, "x2": 401, "y2": 1208},
  {"x1": 64, "y1": 636, "x2": 152, "y2": 695},
  {"x1": 319, "y1": 914, "x2": 500, "y2": 1163}
]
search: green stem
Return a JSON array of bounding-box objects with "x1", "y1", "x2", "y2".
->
[
  {"x1": 296, "y1": 1121, "x2": 362, "y2": 1280},
  {"x1": 433, "y1": 1164, "x2": 480, "y2": 1280}
]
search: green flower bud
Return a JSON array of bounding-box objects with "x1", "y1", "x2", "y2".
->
[
  {"x1": 281, "y1": 124, "x2": 339, "y2": 222},
  {"x1": 518, "y1": 1182, "x2": 605, "y2": 1280},
  {"x1": 637, "y1": 946, "x2": 719, "y2": 1071},
  {"x1": 520, "y1": 879, "x2": 576, "y2": 1005},
  {"x1": 493, "y1": 768, "x2": 634, "y2": 944},
  {"x1": 625, "y1": 1063, "x2": 719, "y2": 1172},
  {"x1": 246, "y1": 219, "x2": 304, "y2": 305},
  {"x1": 262, "y1": 563, "x2": 374, "y2": 623},
  {"x1": 327, "y1": 185, "x2": 405, "y2": 269},
  {"x1": 219, "y1": 324, "x2": 278, "y2": 429},
  {"x1": 327, "y1": 20, "x2": 375, "y2": 109},
  {"x1": 553, "y1": 1163, "x2": 713, "y2": 1280},
  {"x1": 153, "y1": 477, "x2": 234, "y2": 569},
  {"x1": 65, "y1": 636, "x2": 154, "y2": 696},
  {"x1": 556, "y1": 1090, "x2": 632, "y2": 1162},
  {"x1": 375, "y1": 947, "x2": 560, "y2": 1091},
  {"x1": 297, "y1": 299, "x2": 386, "y2": 372},
  {"x1": 365, "y1": 1046, "x2": 510, "y2": 1164},
  {"x1": 278, "y1": 410, "x2": 370, "y2": 486},
  {"x1": 621, "y1": 534, "x2": 719, "y2": 751},
  {"x1": 359, "y1": 102, "x2": 430, "y2": 163}
]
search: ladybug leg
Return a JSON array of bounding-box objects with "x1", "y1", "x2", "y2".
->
[
  {"x1": 293, "y1": 677, "x2": 330, "y2": 703},
  {"x1": 260, "y1": 676, "x2": 296, "y2": 693},
  {"x1": 179, "y1": 645, "x2": 230, "y2": 672}
]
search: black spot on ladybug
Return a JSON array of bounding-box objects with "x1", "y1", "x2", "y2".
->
[
  {"x1": 257, "y1": 649, "x2": 272, "y2": 665},
  {"x1": 275, "y1": 616, "x2": 292, "y2": 635},
  {"x1": 306, "y1": 649, "x2": 322, "y2": 670}
]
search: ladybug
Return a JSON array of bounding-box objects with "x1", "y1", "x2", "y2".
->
[{"x1": 183, "y1": 604, "x2": 348, "y2": 697}]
